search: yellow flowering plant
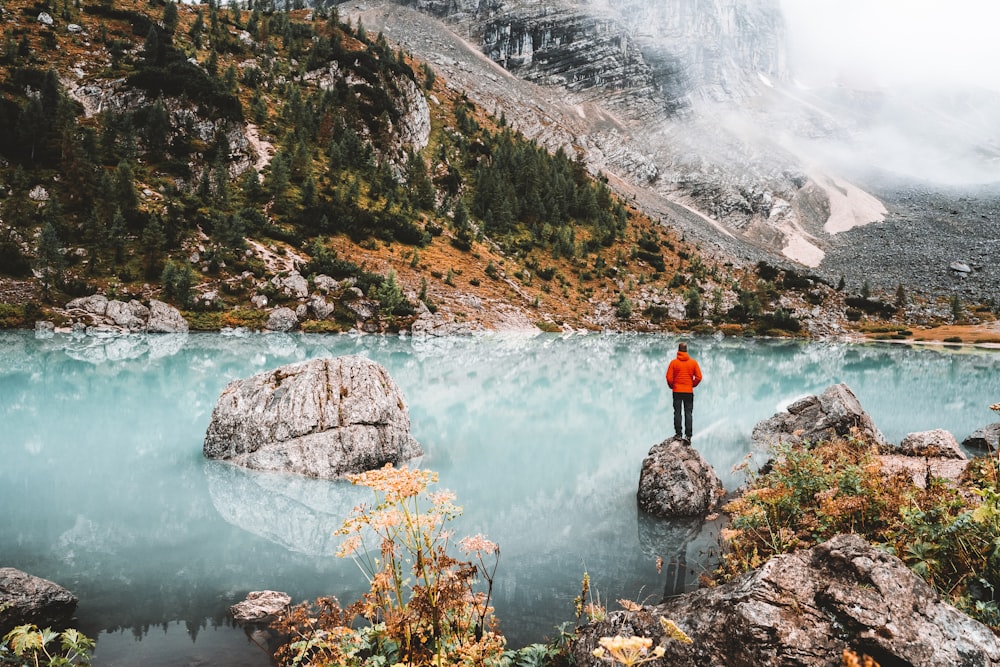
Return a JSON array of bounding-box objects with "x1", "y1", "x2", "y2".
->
[{"x1": 274, "y1": 464, "x2": 504, "y2": 667}]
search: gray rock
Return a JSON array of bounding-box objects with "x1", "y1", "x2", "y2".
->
[
  {"x1": 37, "y1": 12, "x2": 53, "y2": 25},
  {"x1": 275, "y1": 272, "x2": 309, "y2": 299},
  {"x1": 963, "y1": 423, "x2": 1000, "y2": 452},
  {"x1": 751, "y1": 383, "x2": 886, "y2": 451},
  {"x1": 230, "y1": 590, "x2": 291, "y2": 623},
  {"x1": 898, "y1": 429, "x2": 965, "y2": 459},
  {"x1": 146, "y1": 299, "x2": 189, "y2": 333},
  {"x1": 34, "y1": 321, "x2": 55, "y2": 338},
  {"x1": 67, "y1": 23, "x2": 82, "y2": 33},
  {"x1": 0, "y1": 568, "x2": 78, "y2": 635},
  {"x1": 950, "y1": 261, "x2": 972, "y2": 273},
  {"x1": 265, "y1": 307, "x2": 298, "y2": 332},
  {"x1": 294, "y1": 303, "x2": 308, "y2": 321},
  {"x1": 251, "y1": 294, "x2": 268, "y2": 309},
  {"x1": 203, "y1": 356, "x2": 423, "y2": 479},
  {"x1": 570, "y1": 534, "x2": 1000, "y2": 667},
  {"x1": 637, "y1": 438, "x2": 724, "y2": 517},
  {"x1": 345, "y1": 298, "x2": 378, "y2": 322},
  {"x1": 309, "y1": 295, "x2": 336, "y2": 320},
  {"x1": 105, "y1": 299, "x2": 149, "y2": 331},
  {"x1": 66, "y1": 294, "x2": 109, "y2": 317},
  {"x1": 313, "y1": 274, "x2": 338, "y2": 294}
]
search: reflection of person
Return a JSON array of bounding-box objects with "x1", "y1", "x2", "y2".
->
[{"x1": 665, "y1": 341, "x2": 702, "y2": 442}]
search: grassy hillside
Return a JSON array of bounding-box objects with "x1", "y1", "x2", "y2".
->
[{"x1": 0, "y1": 0, "x2": 966, "y2": 337}]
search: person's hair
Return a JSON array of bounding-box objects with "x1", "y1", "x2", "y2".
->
[{"x1": 678, "y1": 342, "x2": 687, "y2": 352}]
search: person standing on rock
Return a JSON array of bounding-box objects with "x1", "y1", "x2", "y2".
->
[{"x1": 666, "y1": 341, "x2": 702, "y2": 443}]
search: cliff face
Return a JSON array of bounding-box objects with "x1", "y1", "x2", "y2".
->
[{"x1": 404, "y1": 0, "x2": 786, "y2": 113}]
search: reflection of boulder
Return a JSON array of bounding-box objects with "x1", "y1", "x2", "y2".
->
[
  {"x1": 751, "y1": 383, "x2": 885, "y2": 451},
  {"x1": 571, "y1": 534, "x2": 1000, "y2": 667},
  {"x1": 637, "y1": 438, "x2": 724, "y2": 517},
  {"x1": 0, "y1": 568, "x2": 78, "y2": 635},
  {"x1": 636, "y1": 514, "x2": 704, "y2": 599},
  {"x1": 203, "y1": 356, "x2": 423, "y2": 479},
  {"x1": 205, "y1": 461, "x2": 364, "y2": 556}
]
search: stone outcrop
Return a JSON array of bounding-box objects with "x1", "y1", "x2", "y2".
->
[
  {"x1": 230, "y1": 590, "x2": 291, "y2": 623},
  {"x1": 570, "y1": 534, "x2": 1000, "y2": 667},
  {"x1": 0, "y1": 568, "x2": 78, "y2": 635},
  {"x1": 63, "y1": 296, "x2": 189, "y2": 334},
  {"x1": 751, "y1": 383, "x2": 885, "y2": 450},
  {"x1": 203, "y1": 356, "x2": 423, "y2": 479},
  {"x1": 637, "y1": 438, "x2": 724, "y2": 517}
]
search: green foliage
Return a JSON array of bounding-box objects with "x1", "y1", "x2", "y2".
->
[
  {"x1": 615, "y1": 293, "x2": 632, "y2": 319},
  {"x1": 1, "y1": 624, "x2": 94, "y2": 666},
  {"x1": 374, "y1": 269, "x2": 413, "y2": 317}
]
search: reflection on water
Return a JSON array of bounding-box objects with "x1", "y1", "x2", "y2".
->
[{"x1": 1, "y1": 331, "x2": 999, "y2": 663}]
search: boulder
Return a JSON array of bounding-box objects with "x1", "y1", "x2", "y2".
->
[
  {"x1": 275, "y1": 272, "x2": 309, "y2": 299},
  {"x1": 637, "y1": 438, "x2": 724, "y2": 517},
  {"x1": 146, "y1": 299, "x2": 189, "y2": 333},
  {"x1": 751, "y1": 383, "x2": 885, "y2": 451},
  {"x1": 203, "y1": 356, "x2": 423, "y2": 478},
  {"x1": 105, "y1": 299, "x2": 149, "y2": 331},
  {"x1": 265, "y1": 306, "x2": 298, "y2": 332},
  {"x1": 0, "y1": 568, "x2": 78, "y2": 635},
  {"x1": 313, "y1": 274, "x2": 338, "y2": 294},
  {"x1": 964, "y1": 423, "x2": 1000, "y2": 452},
  {"x1": 570, "y1": 534, "x2": 1000, "y2": 667},
  {"x1": 898, "y1": 429, "x2": 965, "y2": 459},
  {"x1": 230, "y1": 590, "x2": 291, "y2": 623},
  {"x1": 309, "y1": 295, "x2": 336, "y2": 320},
  {"x1": 66, "y1": 294, "x2": 108, "y2": 317}
]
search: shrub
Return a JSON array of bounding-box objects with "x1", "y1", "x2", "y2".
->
[
  {"x1": 720, "y1": 427, "x2": 1000, "y2": 630},
  {"x1": 273, "y1": 465, "x2": 504, "y2": 666}
]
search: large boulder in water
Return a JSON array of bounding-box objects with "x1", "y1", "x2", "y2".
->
[
  {"x1": 637, "y1": 438, "x2": 724, "y2": 517},
  {"x1": 0, "y1": 568, "x2": 78, "y2": 635},
  {"x1": 203, "y1": 356, "x2": 422, "y2": 478},
  {"x1": 570, "y1": 534, "x2": 1000, "y2": 667},
  {"x1": 751, "y1": 383, "x2": 885, "y2": 450}
]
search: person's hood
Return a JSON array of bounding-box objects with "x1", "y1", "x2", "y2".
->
[{"x1": 676, "y1": 351, "x2": 690, "y2": 361}]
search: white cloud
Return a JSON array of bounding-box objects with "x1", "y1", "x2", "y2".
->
[{"x1": 781, "y1": 0, "x2": 1000, "y2": 91}]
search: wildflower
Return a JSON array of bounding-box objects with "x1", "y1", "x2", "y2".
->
[
  {"x1": 592, "y1": 636, "x2": 665, "y2": 666},
  {"x1": 336, "y1": 535, "x2": 362, "y2": 558},
  {"x1": 991, "y1": 402, "x2": 1000, "y2": 413},
  {"x1": 618, "y1": 599, "x2": 642, "y2": 612},
  {"x1": 459, "y1": 534, "x2": 498, "y2": 555}
]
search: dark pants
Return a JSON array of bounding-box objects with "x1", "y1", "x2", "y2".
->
[{"x1": 673, "y1": 392, "x2": 693, "y2": 438}]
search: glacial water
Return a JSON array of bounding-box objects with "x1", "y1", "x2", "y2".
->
[{"x1": 2, "y1": 331, "x2": 1000, "y2": 665}]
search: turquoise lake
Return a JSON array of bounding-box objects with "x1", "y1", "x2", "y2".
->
[{"x1": 2, "y1": 331, "x2": 999, "y2": 665}]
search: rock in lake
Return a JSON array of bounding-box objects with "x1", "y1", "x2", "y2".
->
[
  {"x1": 203, "y1": 356, "x2": 423, "y2": 478},
  {"x1": 751, "y1": 383, "x2": 885, "y2": 451},
  {"x1": 964, "y1": 423, "x2": 1000, "y2": 452},
  {"x1": 0, "y1": 568, "x2": 78, "y2": 635},
  {"x1": 230, "y1": 590, "x2": 291, "y2": 623},
  {"x1": 570, "y1": 534, "x2": 1000, "y2": 667},
  {"x1": 637, "y1": 438, "x2": 724, "y2": 517}
]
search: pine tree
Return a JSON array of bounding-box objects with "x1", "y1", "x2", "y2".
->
[{"x1": 35, "y1": 222, "x2": 65, "y2": 299}]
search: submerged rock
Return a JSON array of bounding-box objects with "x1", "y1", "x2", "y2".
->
[
  {"x1": 637, "y1": 437, "x2": 724, "y2": 517},
  {"x1": 203, "y1": 356, "x2": 423, "y2": 478},
  {"x1": 751, "y1": 383, "x2": 885, "y2": 450},
  {"x1": 570, "y1": 534, "x2": 1000, "y2": 667},
  {"x1": 0, "y1": 568, "x2": 78, "y2": 635}
]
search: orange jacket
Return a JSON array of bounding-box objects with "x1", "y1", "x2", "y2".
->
[{"x1": 666, "y1": 351, "x2": 702, "y2": 394}]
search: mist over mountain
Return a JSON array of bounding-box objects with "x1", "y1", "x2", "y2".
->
[{"x1": 359, "y1": 0, "x2": 1000, "y2": 298}]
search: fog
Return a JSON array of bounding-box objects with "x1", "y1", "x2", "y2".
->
[
  {"x1": 778, "y1": 0, "x2": 1000, "y2": 185},
  {"x1": 781, "y1": 0, "x2": 1000, "y2": 92}
]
